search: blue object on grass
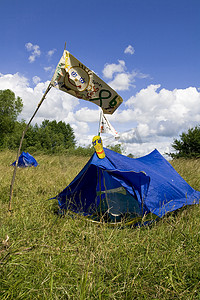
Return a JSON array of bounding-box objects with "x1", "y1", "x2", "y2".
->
[{"x1": 11, "y1": 152, "x2": 38, "y2": 168}]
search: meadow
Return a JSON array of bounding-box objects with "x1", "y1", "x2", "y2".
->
[{"x1": 0, "y1": 150, "x2": 200, "y2": 299}]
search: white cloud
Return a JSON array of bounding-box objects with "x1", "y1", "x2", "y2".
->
[
  {"x1": 108, "y1": 72, "x2": 136, "y2": 91},
  {"x1": 122, "y1": 140, "x2": 173, "y2": 158},
  {"x1": 47, "y1": 49, "x2": 56, "y2": 58},
  {"x1": 103, "y1": 60, "x2": 149, "y2": 91},
  {"x1": 124, "y1": 45, "x2": 135, "y2": 55},
  {"x1": 72, "y1": 121, "x2": 90, "y2": 136},
  {"x1": 25, "y1": 42, "x2": 41, "y2": 63},
  {"x1": 0, "y1": 73, "x2": 79, "y2": 125},
  {"x1": 32, "y1": 76, "x2": 41, "y2": 85},
  {"x1": 98, "y1": 83, "x2": 200, "y2": 156},
  {"x1": 117, "y1": 128, "x2": 140, "y2": 143},
  {"x1": 103, "y1": 60, "x2": 126, "y2": 79},
  {"x1": 25, "y1": 42, "x2": 33, "y2": 51},
  {"x1": 1, "y1": 72, "x2": 200, "y2": 158},
  {"x1": 34, "y1": 87, "x2": 80, "y2": 125},
  {"x1": 123, "y1": 84, "x2": 200, "y2": 140},
  {"x1": 0, "y1": 72, "x2": 30, "y2": 94},
  {"x1": 44, "y1": 66, "x2": 52, "y2": 72},
  {"x1": 74, "y1": 107, "x2": 100, "y2": 123},
  {"x1": 44, "y1": 66, "x2": 55, "y2": 77}
]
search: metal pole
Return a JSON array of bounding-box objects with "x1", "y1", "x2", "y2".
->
[
  {"x1": 98, "y1": 109, "x2": 103, "y2": 136},
  {"x1": 8, "y1": 83, "x2": 52, "y2": 211}
]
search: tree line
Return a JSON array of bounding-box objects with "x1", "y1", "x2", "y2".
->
[
  {"x1": 0, "y1": 89, "x2": 121, "y2": 156},
  {"x1": 0, "y1": 89, "x2": 93, "y2": 155},
  {"x1": 0, "y1": 89, "x2": 199, "y2": 158}
]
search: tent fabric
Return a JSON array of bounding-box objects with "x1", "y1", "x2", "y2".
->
[
  {"x1": 11, "y1": 152, "x2": 38, "y2": 168},
  {"x1": 55, "y1": 148, "x2": 200, "y2": 219}
]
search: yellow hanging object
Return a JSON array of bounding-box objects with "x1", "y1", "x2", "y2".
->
[{"x1": 92, "y1": 136, "x2": 105, "y2": 159}]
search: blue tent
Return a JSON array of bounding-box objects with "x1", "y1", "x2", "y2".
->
[
  {"x1": 12, "y1": 152, "x2": 38, "y2": 168},
  {"x1": 55, "y1": 148, "x2": 200, "y2": 222}
]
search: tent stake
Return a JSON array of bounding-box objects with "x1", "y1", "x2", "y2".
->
[{"x1": 8, "y1": 83, "x2": 52, "y2": 212}]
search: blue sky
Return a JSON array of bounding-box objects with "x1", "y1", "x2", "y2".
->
[{"x1": 1, "y1": 0, "x2": 200, "y2": 156}]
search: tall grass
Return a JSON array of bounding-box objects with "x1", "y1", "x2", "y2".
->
[{"x1": 0, "y1": 150, "x2": 200, "y2": 299}]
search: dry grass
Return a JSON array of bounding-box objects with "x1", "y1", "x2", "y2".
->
[
  {"x1": 170, "y1": 158, "x2": 200, "y2": 190},
  {"x1": 0, "y1": 150, "x2": 200, "y2": 299}
]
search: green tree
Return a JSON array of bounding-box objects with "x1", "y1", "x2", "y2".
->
[
  {"x1": 0, "y1": 89, "x2": 23, "y2": 146},
  {"x1": 45, "y1": 120, "x2": 76, "y2": 150},
  {"x1": 35, "y1": 120, "x2": 76, "y2": 154},
  {"x1": 170, "y1": 125, "x2": 200, "y2": 158},
  {"x1": 72, "y1": 145, "x2": 95, "y2": 156},
  {"x1": 3, "y1": 121, "x2": 26, "y2": 149},
  {"x1": 107, "y1": 143, "x2": 123, "y2": 154},
  {"x1": 127, "y1": 153, "x2": 134, "y2": 158}
]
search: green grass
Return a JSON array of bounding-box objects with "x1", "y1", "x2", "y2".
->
[{"x1": 0, "y1": 150, "x2": 200, "y2": 299}]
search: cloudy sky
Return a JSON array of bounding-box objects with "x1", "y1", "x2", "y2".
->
[{"x1": 1, "y1": 0, "x2": 200, "y2": 157}]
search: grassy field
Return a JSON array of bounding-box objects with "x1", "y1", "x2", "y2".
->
[{"x1": 0, "y1": 150, "x2": 200, "y2": 299}]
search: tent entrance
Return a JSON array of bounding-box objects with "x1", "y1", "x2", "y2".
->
[{"x1": 95, "y1": 169, "x2": 142, "y2": 222}]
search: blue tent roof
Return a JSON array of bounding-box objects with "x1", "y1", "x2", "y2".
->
[
  {"x1": 55, "y1": 148, "x2": 200, "y2": 218},
  {"x1": 12, "y1": 152, "x2": 38, "y2": 168}
]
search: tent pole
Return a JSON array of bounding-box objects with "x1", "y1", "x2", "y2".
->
[
  {"x1": 8, "y1": 83, "x2": 52, "y2": 212},
  {"x1": 102, "y1": 171, "x2": 109, "y2": 219},
  {"x1": 98, "y1": 169, "x2": 102, "y2": 219}
]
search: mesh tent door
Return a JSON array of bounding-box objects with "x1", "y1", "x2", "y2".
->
[{"x1": 96, "y1": 169, "x2": 142, "y2": 222}]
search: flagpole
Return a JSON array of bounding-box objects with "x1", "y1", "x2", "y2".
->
[
  {"x1": 98, "y1": 108, "x2": 103, "y2": 136},
  {"x1": 8, "y1": 82, "x2": 52, "y2": 211}
]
